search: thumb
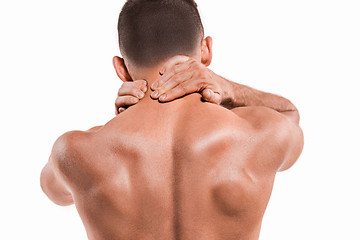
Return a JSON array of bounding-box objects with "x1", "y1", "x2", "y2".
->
[{"x1": 201, "y1": 89, "x2": 222, "y2": 105}]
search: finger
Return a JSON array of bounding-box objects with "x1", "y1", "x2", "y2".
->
[
  {"x1": 115, "y1": 107, "x2": 125, "y2": 115},
  {"x1": 154, "y1": 68, "x2": 198, "y2": 98},
  {"x1": 119, "y1": 80, "x2": 142, "y2": 90},
  {"x1": 118, "y1": 84, "x2": 146, "y2": 99},
  {"x1": 134, "y1": 79, "x2": 147, "y2": 85},
  {"x1": 158, "y1": 83, "x2": 198, "y2": 102},
  {"x1": 134, "y1": 79, "x2": 148, "y2": 92},
  {"x1": 152, "y1": 62, "x2": 192, "y2": 91},
  {"x1": 115, "y1": 96, "x2": 139, "y2": 110},
  {"x1": 212, "y1": 93, "x2": 222, "y2": 105},
  {"x1": 160, "y1": 55, "x2": 190, "y2": 75},
  {"x1": 201, "y1": 89, "x2": 222, "y2": 105},
  {"x1": 201, "y1": 89, "x2": 212, "y2": 101},
  {"x1": 151, "y1": 57, "x2": 192, "y2": 90},
  {"x1": 152, "y1": 77, "x2": 182, "y2": 99}
]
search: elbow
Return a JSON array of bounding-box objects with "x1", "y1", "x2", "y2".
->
[
  {"x1": 41, "y1": 181, "x2": 74, "y2": 206},
  {"x1": 51, "y1": 194, "x2": 74, "y2": 207},
  {"x1": 40, "y1": 164, "x2": 74, "y2": 206},
  {"x1": 282, "y1": 109, "x2": 300, "y2": 125},
  {"x1": 292, "y1": 110, "x2": 300, "y2": 125},
  {"x1": 278, "y1": 125, "x2": 304, "y2": 172},
  {"x1": 40, "y1": 164, "x2": 51, "y2": 196}
]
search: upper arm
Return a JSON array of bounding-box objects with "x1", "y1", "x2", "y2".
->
[
  {"x1": 40, "y1": 131, "x2": 84, "y2": 206},
  {"x1": 231, "y1": 106, "x2": 304, "y2": 172}
]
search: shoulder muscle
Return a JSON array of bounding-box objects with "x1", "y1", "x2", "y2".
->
[
  {"x1": 231, "y1": 106, "x2": 304, "y2": 172},
  {"x1": 51, "y1": 131, "x2": 87, "y2": 179}
]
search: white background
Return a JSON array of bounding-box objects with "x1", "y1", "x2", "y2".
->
[{"x1": 0, "y1": 0, "x2": 359, "y2": 239}]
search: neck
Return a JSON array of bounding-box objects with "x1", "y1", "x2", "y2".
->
[
  {"x1": 129, "y1": 64, "x2": 165, "y2": 102},
  {"x1": 135, "y1": 69, "x2": 202, "y2": 105},
  {"x1": 129, "y1": 61, "x2": 164, "y2": 84},
  {"x1": 127, "y1": 60, "x2": 202, "y2": 104},
  {"x1": 139, "y1": 88, "x2": 203, "y2": 105}
]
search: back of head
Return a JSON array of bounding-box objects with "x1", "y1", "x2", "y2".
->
[{"x1": 118, "y1": 0, "x2": 204, "y2": 67}]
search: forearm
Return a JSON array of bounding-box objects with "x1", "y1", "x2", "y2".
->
[{"x1": 219, "y1": 77, "x2": 298, "y2": 112}]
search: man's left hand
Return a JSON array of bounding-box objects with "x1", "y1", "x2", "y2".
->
[{"x1": 150, "y1": 56, "x2": 224, "y2": 104}]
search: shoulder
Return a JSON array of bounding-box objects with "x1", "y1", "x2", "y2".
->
[
  {"x1": 50, "y1": 128, "x2": 110, "y2": 191},
  {"x1": 52, "y1": 130, "x2": 88, "y2": 156},
  {"x1": 231, "y1": 106, "x2": 304, "y2": 171},
  {"x1": 230, "y1": 106, "x2": 297, "y2": 143},
  {"x1": 231, "y1": 106, "x2": 289, "y2": 129},
  {"x1": 51, "y1": 130, "x2": 90, "y2": 177}
]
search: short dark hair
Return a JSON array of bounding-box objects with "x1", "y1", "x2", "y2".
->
[{"x1": 118, "y1": 0, "x2": 204, "y2": 67}]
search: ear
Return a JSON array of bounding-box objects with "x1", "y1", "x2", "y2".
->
[
  {"x1": 201, "y1": 36, "x2": 213, "y2": 67},
  {"x1": 113, "y1": 56, "x2": 132, "y2": 82}
]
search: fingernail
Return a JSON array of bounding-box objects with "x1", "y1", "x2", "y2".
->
[
  {"x1": 160, "y1": 94, "x2": 167, "y2": 101},
  {"x1": 138, "y1": 92, "x2": 145, "y2": 98},
  {"x1": 206, "y1": 89, "x2": 212, "y2": 98},
  {"x1": 132, "y1": 97, "x2": 139, "y2": 103},
  {"x1": 152, "y1": 82, "x2": 158, "y2": 89},
  {"x1": 141, "y1": 86, "x2": 147, "y2": 92},
  {"x1": 160, "y1": 67, "x2": 165, "y2": 74},
  {"x1": 153, "y1": 91, "x2": 159, "y2": 98}
]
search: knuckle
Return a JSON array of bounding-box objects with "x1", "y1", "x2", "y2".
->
[
  {"x1": 164, "y1": 89, "x2": 176, "y2": 99},
  {"x1": 200, "y1": 72, "x2": 208, "y2": 80},
  {"x1": 157, "y1": 78, "x2": 165, "y2": 85},
  {"x1": 140, "y1": 85, "x2": 148, "y2": 92},
  {"x1": 190, "y1": 59, "x2": 198, "y2": 67},
  {"x1": 188, "y1": 59, "x2": 196, "y2": 65},
  {"x1": 189, "y1": 63, "x2": 198, "y2": 72},
  {"x1": 142, "y1": 80, "x2": 148, "y2": 87},
  {"x1": 118, "y1": 87, "x2": 123, "y2": 95},
  {"x1": 136, "y1": 80, "x2": 147, "y2": 86},
  {"x1": 115, "y1": 101, "x2": 123, "y2": 108},
  {"x1": 197, "y1": 80, "x2": 206, "y2": 90},
  {"x1": 170, "y1": 69, "x2": 177, "y2": 76},
  {"x1": 118, "y1": 87, "x2": 129, "y2": 96},
  {"x1": 122, "y1": 82, "x2": 130, "y2": 87},
  {"x1": 177, "y1": 84, "x2": 187, "y2": 94},
  {"x1": 173, "y1": 65, "x2": 182, "y2": 73},
  {"x1": 131, "y1": 88, "x2": 140, "y2": 96},
  {"x1": 173, "y1": 76, "x2": 182, "y2": 84},
  {"x1": 136, "y1": 90, "x2": 144, "y2": 98},
  {"x1": 128, "y1": 96, "x2": 138, "y2": 103}
]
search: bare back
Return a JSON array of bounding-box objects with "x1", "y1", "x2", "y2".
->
[{"x1": 57, "y1": 93, "x2": 283, "y2": 240}]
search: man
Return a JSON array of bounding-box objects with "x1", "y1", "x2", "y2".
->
[{"x1": 41, "y1": 0, "x2": 304, "y2": 239}]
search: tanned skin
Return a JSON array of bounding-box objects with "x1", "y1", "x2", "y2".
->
[{"x1": 41, "y1": 36, "x2": 304, "y2": 240}]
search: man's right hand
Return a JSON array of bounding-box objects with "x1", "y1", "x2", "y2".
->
[{"x1": 115, "y1": 80, "x2": 148, "y2": 115}]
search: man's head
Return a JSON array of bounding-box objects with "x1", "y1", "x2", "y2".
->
[{"x1": 114, "y1": 0, "x2": 213, "y2": 81}]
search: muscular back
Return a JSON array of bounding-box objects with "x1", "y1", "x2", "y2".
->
[{"x1": 53, "y1": 93, "x2": 294, "y2": 240}]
